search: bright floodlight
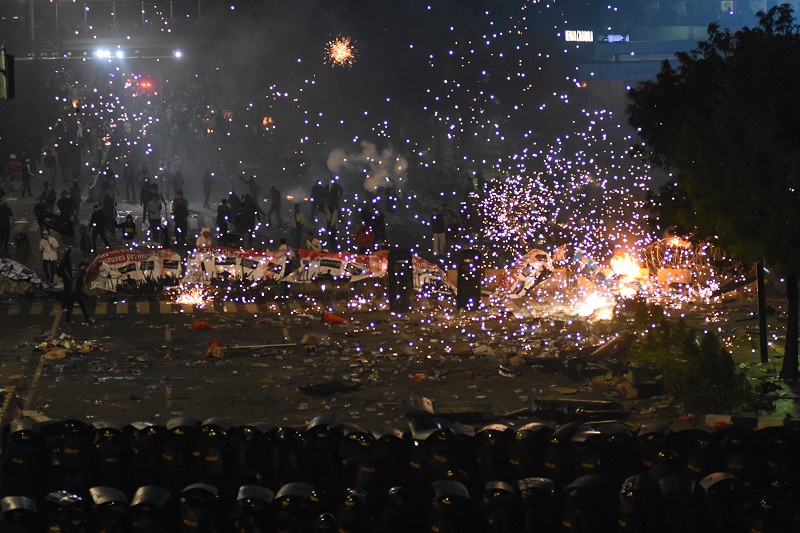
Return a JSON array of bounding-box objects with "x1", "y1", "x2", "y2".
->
[
  {"x1": 115, "y1": 50, "x2": 124, "y2": 58},
  {"x1": 95, "y1": 49, "x2": 111, "y2": 58},
  {"x1": 174, "y1": 50, "x2": 183, "y2": 58}
]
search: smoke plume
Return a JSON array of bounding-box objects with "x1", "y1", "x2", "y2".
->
[{"x1": 326, "y1": 141, "x2": 407, "y2": 193}]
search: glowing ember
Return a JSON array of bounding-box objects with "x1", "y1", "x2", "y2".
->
[
  {"x1": 262, "y1": 115, "x2": 274, "y2": 127},
  {"x1": 172, "y1": 285, "x2": 207, "y2": 308},
  {"x1": 610, "y1": 254, "x2": 642, "y2": 282},
  {"x1": 326, "y1": 35, "x2": 357, "y2": 68},
  {"x1": 574, "y1": 292, "x2": 615, "y2": 319}
]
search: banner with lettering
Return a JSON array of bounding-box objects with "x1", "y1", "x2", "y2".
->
[
  {"x1": 86, "y1": 249, "x2": 183, "y2": 291},
  {"x1": 182, "y1": 246, "x2": 288, "y2": 284},
  {"x1": 287, "y1": 249, "x2": 454, "y2": 294}
]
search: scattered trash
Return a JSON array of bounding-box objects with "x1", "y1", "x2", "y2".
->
[
  {"x1": 205, "y1": 340, "x2": 298, "y2": 359},
  {"x1": 204, "y1": 340, "x2": 225, "y2": 358},
  {"x1": 498, "y1": 365, "x2": 521, "y2": 378},
  {"x1": 530, "y1": 398, "x2": 627, "y2": 422},
  {"x1": 43, "y1": 349, "x2": 68, "y2": 360},
  {"x1": 301, "y1": 334, "x2": 322, "y2": 346},
  {"x1": 190, "y1": 319, "x2": 213, "y2": 330},
  {"x1": 299, "y1": 379, "x2": 361, "y2": 396},
  {"x1": 400, "y1": 395, "x2": 436, "y2": 417},
  {"x1": 36, "y1": 334, "x2": 104, "y2": 357},
  {"x1": 322, "y1": 311, "x2": 347, "y2": 324}
]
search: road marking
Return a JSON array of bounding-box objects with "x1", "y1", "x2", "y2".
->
[
  {"x1": 50, "y1": 308, "x2": 62, "y2": 340},
  {"x1": 25, "y1": 354, "x2": 48, "y2": 409},
  {"x1": 282, "y1": 327, "x2": 291, "y2": 342},
  {"x1": 0, "y1": 384, "x2": 17, "y2": 440},
  {"x1": 165, "y1": 326, "x2": 172, "y2": 343},
  {"x1": 1, "y1": 297, "x2": 304, "y2": 318}
]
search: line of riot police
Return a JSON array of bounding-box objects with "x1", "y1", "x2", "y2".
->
[{"x1": 2, "y1": 415, "x2": 800, "y2": 532}]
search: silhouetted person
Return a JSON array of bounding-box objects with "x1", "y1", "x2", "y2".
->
[{"x1": 90, "y1": 203, "x2": 110, "y2": 253}]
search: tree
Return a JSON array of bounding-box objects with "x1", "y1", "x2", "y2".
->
[{"x1": 627, "y1": 5, "x2": 800, "y2": 380}]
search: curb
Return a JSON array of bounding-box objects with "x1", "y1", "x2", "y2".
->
[{"x1": 704, "y1": 414, "x2": 800, "y2": 431}]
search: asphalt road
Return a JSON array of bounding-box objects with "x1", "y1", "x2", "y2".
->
[{"x1": 0, "y1": 295, "x2": 598, "y2": 429}]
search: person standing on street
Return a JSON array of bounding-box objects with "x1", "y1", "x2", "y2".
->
[
  {"x1": 123, "y1": 162, "x2": 136, "y2": 203},
  {"x1": 33, "y1": 196, "x2": 46, "y2": 232},
  {"x1": 431, "y1": 206, "x2": 446, "y2": 257},
  {"x1": 171, "y1": 170, "x2": 185, "y2": 201},
  {"x1": 293, "y1": 203, "x2": 304, "y2": 249},
  {"x1": 267, "y1": 185, "x2": 283, "y2": 228},
  {"x1": 39, "y1": 229, "x2": 59, "y2": 283},
  {"x1": 238, "y1": 173, "x2": 265, "y2": 216},
  {"x1": 57, "y1": 191, "x2": 76, "y2": 226},
  {"x1": 102, "y1": 191, "x2": 117, "y2": 237},
  {"x1": 42, "y1": 182, "x2": 57, "y2": 214},
  {"x1": 325, "y1": 203, "x2": 338, "y2": 251},
  {"x1": 6, "y1": 154, "x2": 21, "y2": 190},
  {"x1": 89, "y1": 203, "x2": 110, "y2": 253},
  {"x1": 60, "y1": 251, "x2": 93, "y2": 325},
  {"x1": 146, "y1": 188, "x2": 163, "y2": 242},
  {"x1": 20, "y1": 159, "x2": 33, "y2": 197},
  {"x1": 202, "y1": 171, "x2": 215, "y2": 209},
  {"x1": 306, "y1": 231, "x2": 322, "y2": 252},
  {"x1": 327, "y1": 178, "x2": 343, "y2": 213},
  {"x1": 311, "y1": 180, "x2": 326, "y2": 221},
  {"x1": 172, "y1": 191, "x2": 190, "y2": 246},
  {"x1": 241, "y1": 193, "x2": 259, "y2": 246},
  {"x1": 42, "y1": 149, "x2": 57, "y2": 182},
  {"x1": 140, "y1": 178, "x2": 151, "y2": 222},
  {"x1": 69, "y1": 180, "x2": 81, "y2": 222},
  {"x1": 216, "y1": 198, "x2": 230, "y2": 237}
]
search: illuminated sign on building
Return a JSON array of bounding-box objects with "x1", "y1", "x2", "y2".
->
[{"x1": 565, "y1": 30, "x2": 594, "y2": 42}]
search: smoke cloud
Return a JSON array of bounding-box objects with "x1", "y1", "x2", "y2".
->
[{"x1": 326, "y1": 141, "x2": 407, "y2": 193}]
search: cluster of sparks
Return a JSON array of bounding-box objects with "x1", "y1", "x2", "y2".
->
[
  {"x1": 325, "y1": 36, "x2": 357, "y2": 68},
  {"x1": 477, "y1": 109, "x2": 653, "y2": 264},
  {"x1": 43, "y1": 2, "x2": 755, "y2": 328}
]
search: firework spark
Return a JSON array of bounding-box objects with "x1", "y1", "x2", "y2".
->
[{"x1": 326, "y1": 35, "x2": 357, "y2": 68}]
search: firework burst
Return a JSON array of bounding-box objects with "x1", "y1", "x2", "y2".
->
[{"x1": 325, "y1": 35, "x2": 357, "y2": 68}]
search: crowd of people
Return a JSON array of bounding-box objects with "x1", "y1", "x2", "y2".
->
[{"x1": 0, "y1": 63, "x2": 487, "y2": 312}]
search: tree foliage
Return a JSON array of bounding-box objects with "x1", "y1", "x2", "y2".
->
[
  {"x1": 627, "y1": 320, "x2": 767, "y2": 413},
  {"x1": 627, "y1": 4, "x2": 800, "y2": 379}
]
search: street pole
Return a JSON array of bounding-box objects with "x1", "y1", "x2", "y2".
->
[{"x1": 757, "y1": 260, "x2": 768, "y2": 363}]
